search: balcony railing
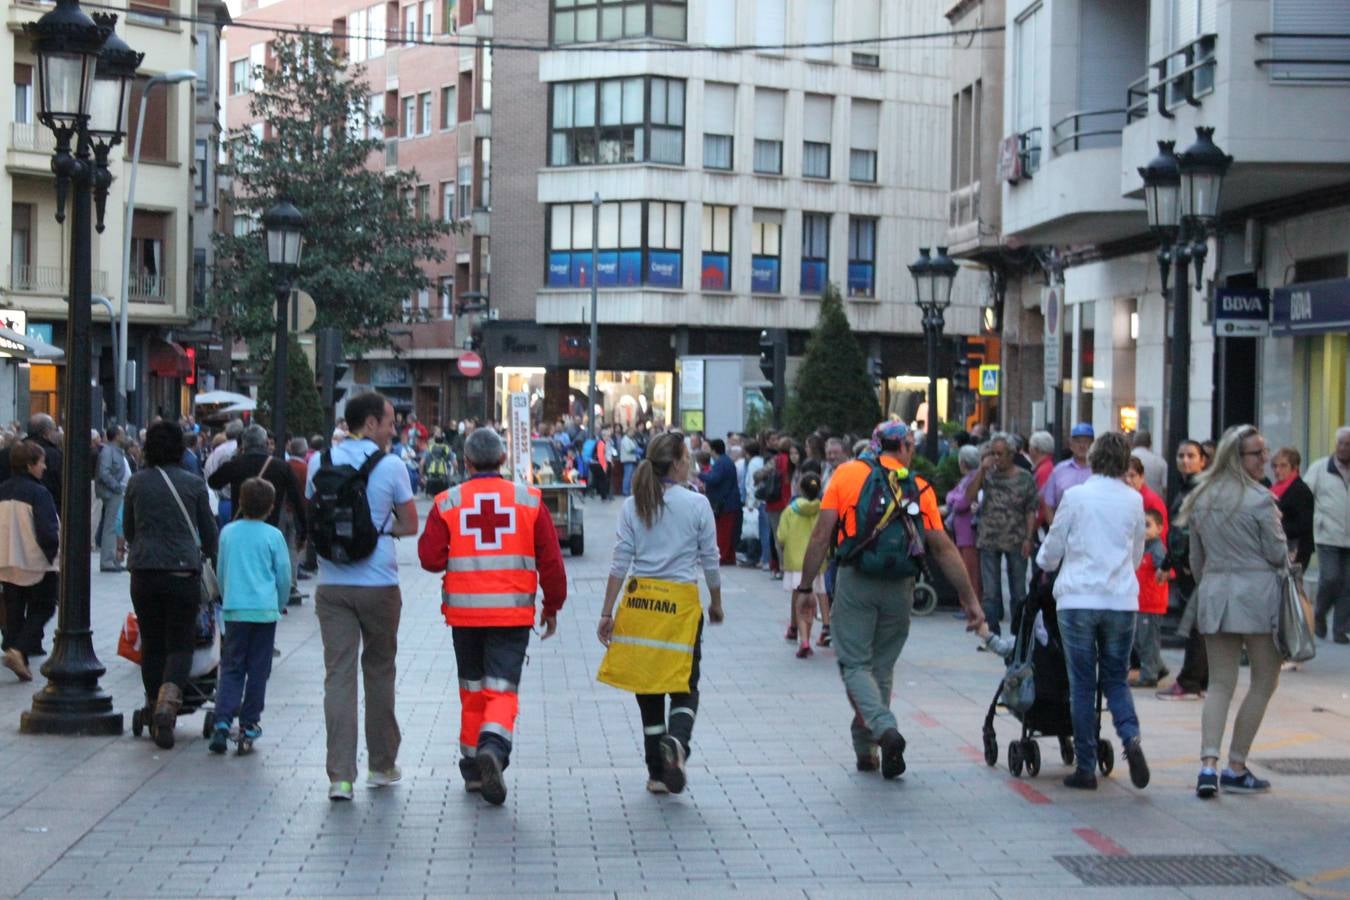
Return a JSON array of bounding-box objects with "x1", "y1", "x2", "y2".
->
[
  {"x1": 9, "y1": 121, "x2": 56, "y2": 154},
  {"x1": 8, "y1": 263, "x2": 108, "y2": 293},
  {"x1": 1126, "y1": 74, "x2": 1149, "y2": 123},
  {"x1": 1051, "y1": 108, "x2": 1126, "y2": 154},
  {"x1": 1255, "y1": 32, "x2": 1350, "y2": 82},
  {"x1": 1151, "y1": 34, "x2": 1217, "y2": 117},
  {"x1": 129, "y1": 272, "x2": 168, "y2": 301}
]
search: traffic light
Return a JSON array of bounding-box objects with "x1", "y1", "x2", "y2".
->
[
  {"x1": 758, "y1": 330, "x2": 775, "y2": 383},
  {"x1": 868, "y1": 356, "x2": 884, "y2": 387},
  {"x1": 316, "y1": 326, "x2": 345, "y2": 434},
  {"x1": 757, "y1": 329, "x2": 786, "y2": 426}
]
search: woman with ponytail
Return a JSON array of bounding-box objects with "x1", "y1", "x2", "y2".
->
[{"x1": 597, "y1": 432, "x2": 725, "y2": 795}]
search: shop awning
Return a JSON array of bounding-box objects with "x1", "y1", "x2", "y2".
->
[
  {"x1": 1272, "y1": 278, "x2": 1350, "y2": 336},
  {"x1": 0, "y1": 327, "x2": 64, "y2": 361},
  {"x1": 149, "y1": 339, "x2": 192, "y2": 377}
]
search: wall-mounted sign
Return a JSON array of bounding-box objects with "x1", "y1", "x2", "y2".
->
[
  {"x1": 1213, "y1": 288, "x2": 1270, "y2": 337},
  {"x1": 0, "y1": 309, "x2": 28, "y2": 358},
  {"x1": 978, "y1": 364, "x2": 1001, "y2": 396}
]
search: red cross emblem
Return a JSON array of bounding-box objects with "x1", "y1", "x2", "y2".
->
[{"x1": 460, "y1": 492, "x2": 516, "y2": 551}]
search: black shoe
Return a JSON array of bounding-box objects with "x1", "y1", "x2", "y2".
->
[
  {"x1": 1124, "y1": 737, "x2": 1150, "y2": 789},
  {"x1": 476, "y1": 748, "x2": 507, "y2": 806},
  {"x1": 1196, "y1": 769, "x2": 1219, "y2": 799},
  {"x1": 1063, "y1": 770, "x2": 1098, "y2": 790},
  {"x1": 1335, "y1": 634, "x2": 1350, "y2": 645},
  {"x1": 1314, "y1": 619, "x2": 1328, "y2": 639},
  {"x1": 658, "y1": 734, "x2": 687, "y2": 794},
  {"x1": 879, "y1": 728, "x2": 906, "y2": 780},
  {"x1": 856, "y1": 750, "x2": 880, "y2": 772}
]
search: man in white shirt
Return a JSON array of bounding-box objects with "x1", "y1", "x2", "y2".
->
[
  {"x1": 1306, "y1": 426, "x2": 1350, "y2": 644},
  {"x1": 204, "y1": 419, "x2": 244, "y2": 524}
]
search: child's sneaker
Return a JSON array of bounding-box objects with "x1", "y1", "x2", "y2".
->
[
  {"x1": 208, "y1": 723, "x2": 230, "y2": 755},
  {"x1": 237, "y1": 723, "x2": 261, "y2": 755},
  {"x1": 796, "y1": 643, "x2": 813, "y2": 659},
  {"x1": 784, "y1": 625, "x2": 798, "y2": 642},
  {"x1": 817, "y1": 625, "x2": 831, "y2": 647}
]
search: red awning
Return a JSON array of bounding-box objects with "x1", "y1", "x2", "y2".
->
[{"x1": 148, "y1": 340, "x2": 192, "y2": 378}]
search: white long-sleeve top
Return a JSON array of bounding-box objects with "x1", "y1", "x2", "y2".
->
[
  {"x1": 1035, "y1": 474, "x2": 1145, "y2": 611},
  {"x1": 609, "y1": 484, "x2": 721, "y2": 590}
]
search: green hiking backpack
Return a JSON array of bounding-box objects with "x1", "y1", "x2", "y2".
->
[
  {"x1": 835, "y1": 457, "x2": 929, "y2": 580},
  {"x1": 425, "y1": 444, "x2": 451, "y2": 480}
]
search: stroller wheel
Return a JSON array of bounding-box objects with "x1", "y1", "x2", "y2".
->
[
  {"x1": 1097, "y1": 739, "x2": 1115, "y2": 776},
  {"x1": 1059, "y1": 736, "x2": 1074, "y2": 767},
  {"x1": 911, "y1": 581, "x2": 938, "y2": 617},
  {"x1": 1024, "y1": 740, "x2": 1042, "y2": 777},
  {"x1": 982, "y1": 732, "x2": 998, "y2": 767},
  {"x1": 1008, "y1": 741, "x2": 1024, "y2": 777},
  {"x1": 202, "y1": 712, "x2": 216, "y2": 740},
  {"x1": 131, "y1": 708, "x2": 143, "y2": 738}
]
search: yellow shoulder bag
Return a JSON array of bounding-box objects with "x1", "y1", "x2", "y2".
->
[{"x1": 596, "y1": 576, "x2": 702, "y2": 694}]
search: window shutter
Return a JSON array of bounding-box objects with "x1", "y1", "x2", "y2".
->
[
  {"x1": 803, "y1": 94, "x2": 832, "y2": 143},
  {"x1": 804, "y1": 0, "x2": 833, "y2": 60},
  {"x1": 850, "y1": 99, "x2": 879, "y2": 150},
  {"x1": 756, "y1": 0, "x2": 786, "y2": 46},
  {"x1": 755, "y1": 89, "x2": 785, "y2": 140},
  {"x1": 1271, "y1": 0, "x2": 1350, "y2": 80},
  {"x1": 1198, "y1": 0, "x2": 1216, "y2": 35},
  {"x1": 15, "y1": 63, "x2": 32, "y2": 85},
  {"x1": 704, "y1": 83, "x2": 735, "y2": 135},
  {"x1": 705, "y1": 1, "x2": 736, "y2": 45},
  {"x1": 851, "y1": 0, "x2": 880, "y2": 41}
]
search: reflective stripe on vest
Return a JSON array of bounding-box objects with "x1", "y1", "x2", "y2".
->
[
  {"x1": 438, "y1": 476, "x2": 543, "y2": 628},
  {"x1": 448, "y1": 554, "x2": 537, "y2": 573},
  {"x1": 443, "y1": 591, "x2": 535, "y2": 609}
]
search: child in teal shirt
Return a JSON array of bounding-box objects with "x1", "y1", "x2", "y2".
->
[{"x1": 210, "y1": 477, "x2": 292, "y2": 754}]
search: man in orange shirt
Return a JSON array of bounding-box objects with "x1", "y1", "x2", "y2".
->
[{"x1": 796, "y1": 421, "x2": 984, "y2": 778}]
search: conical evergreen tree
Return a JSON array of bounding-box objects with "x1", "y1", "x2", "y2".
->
[
  {"x1": 257, "y1": 334, "x2": 324, "y2": 441},
  {"x1": 786, "y1": 283, "x2": 882, "y2": 437}
]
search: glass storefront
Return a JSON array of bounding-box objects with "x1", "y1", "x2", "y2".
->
[{"x1": 567, "y1": 369, "x2": 671, "y2": 429}]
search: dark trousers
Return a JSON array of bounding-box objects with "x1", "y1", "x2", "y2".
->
[
  {"x1": 1, "y1": 574, "x2": 57, "y2": 662},
  {"x1": 636, "y1": 618, "x2": 703, "y2": 778},
  {"x1": 130, "y1": 570, "x2": 201, "y2": 703},
  {"x1": 1176, "y1": 622, "x2": 1209, "y2": 693},
  {"x1": 215, "y1": 621, "x2": 277, "y2": 727},
  {"x1": 1314, "y1": 544, "x2": 1350, "y2": 639},
  {"x1": 452, "y1": 625, "x2": 531, "y2": 781},
  {"x1": 588, "y1": 463, "x2": 610, "y2": 499},
  {"x1": 1057, "y1": 608, "x2": 1141, "y2": 774}
]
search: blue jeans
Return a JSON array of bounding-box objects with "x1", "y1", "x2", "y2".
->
[
  {"x1": 215, "y1": 621, "x2": 277, "y2": 727},
  {"x1": 757, "y1": 505, "x2": 773, "y2": 566},
  {"x1": 1056, "y1": 608, "x2": 1140, "y2": 774},
  {"x1": 979, "y1": 549, "x2": 1028, "y2": 635},
  {"x1": 622, "y1": 462, "x2": 636, "y2": 496}
]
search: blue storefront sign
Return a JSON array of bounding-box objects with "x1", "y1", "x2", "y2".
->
[
  {"x1": 701, "y1": 253, "x2": 730, "y2": 290},
  {"x1": 596, "y1": 251, "x2": 620, "y2": 287},
  {"x1": 801, "y1": 260, "x2": 827, "y2": 295},
  {"x1": 547, "y1": 252, "x2": 572, "y2": 288},
  {"x1": 647, "y1": 250, "x2": 682, "y2": 287},
  {"x1": 619, "y1": 250, "x2": 642, "y2": 286},
  {"x1": 752, "y1": 257, "x2": 780, "y2": 293},
  {"x1": 1272, "y1": 278, "x2": 1350, "y2": 336},
  {"x1": 1213, "y1": 288, "x2": 1270, "y2": 337}
]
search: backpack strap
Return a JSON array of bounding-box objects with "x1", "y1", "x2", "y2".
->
[{"x1": 356, "y1": 448, "x2": 386, "y2": 480}]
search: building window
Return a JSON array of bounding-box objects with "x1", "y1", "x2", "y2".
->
[
  {"x1": 850, "y1": 0, "x2": 881, "y2": 67},
  {"x1": 548, "y1": 76, "x2": 686, "y2": 166},
  {"x1": 230, "y1": 59, "x2": 250, "y2": 95},
  {"x1": 441, "y1": 180, "x2": 455, "y2": 221},
  {"x1": 402, "y1": 96, "x2": 416, "y2": 137},
  {"x1": 551, "y1": 0, "x2": 688, "y2": 45},
  {"x1": 194, "y1": 30, "x2": 210, "y2": 91},
  {"x1": 367, "y1": 93, "x2": 384, "y2": 140},
  {"x1": 232, "y1": 212, "x2": 255, "y2": 236},
  {"x1": 127, "y1": 77, "x2": 169, "y2": 162},
  {"x1": 130, "y1": 211, "x2": 168, "y2": 300},
  {"x1": 1013, "y1": 2, "x2": 1045, "y2": 170},
  {"x1": 128, "y1": 0, "x2": 171, "y2": 28},
  {"x1": 193, "y1": 247, "x2": 208, "y2": 309},
  {"x1": 847, "y1": 217, "x2": 876, "y2": 298},
  {"x1": 1270, "y1": 1, "x2": 1350, "y2": 81},
  {"x1": 753, "y1": 88, "x2": 784, "y2": 174},
  {"x1": 368, "y1": 3, "x2": 388, "y2": 58},
  {"x1": 14, "y1": 64, "x2": 33, "y2": 124},
  {"x1": 547, "y1": 200, "x2": 643, "y2": 288},
  {"x1": 801, "y1": 212, "x2": 829, "y2": 296},
  {"x1": 702, "y1": 82, "x2": 734, "y2": 170},
  {"x1": 404, "y1": 3, "x2": 419, "y2": 43},
  {"x1": 478, "y1": 138, "x2": 491, "y2": 208},
  {"x1": 703, "y1": 1, "x2": 734, "y2": 45},
  {"x1": 751, "y1": 209, "x2": 782, "y2": 294},
  {"x1": 10, "y1": 203, "x2": 33, "y2": 287},
  {"x1": 700, "y1": 205, "x2": 732, "y2": 290},
  {"x1": 646, "y1": 201, "x2": 683, "y2": 286},
  {"x1": 438, "y1": 275, "x2": 454, "y2": 319},
  {"x1": 849, "y1": 98, "x2": 879, "y2": 183},
  {"x1": 415, "y1": 184, "x2": 431, "y2": 220},
  {"x1": 421, "y1": 0, "x2": 434, "y2": 37},
  {"x1": 803, "y1": 0, "x2": 833, "y2": 61},
  {"x1": 419, "y1": 91, "x2": 432, "y2": 135},
  {"x1": 441, "y1": 85, "x2": 457, "y2": 129},
  {"x1": 802, "y1": 93, "x2": 832, "y2": 179},
  {"x1": 457, "y1": 163, "x2": 472, "y2": 215},
  {"x1": 755, "y1": 0, "x2": 786, "y2": 47},
  {"x1": 194, "y1": 139, "x2": 209, "y2": 205}
]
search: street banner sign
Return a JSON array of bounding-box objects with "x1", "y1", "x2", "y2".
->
[
  {"x1": 979, "y1": 365, "x2": 1001, "y2": 396},
  {"x1": 1043, "y1": 288, "x2": 1061, "y2": 390},
  {"x1": 1213, "y1": 288, "x2": 1270, "y2": 337},
  {"x1": 510, "y1": 392, "x2": 531, "y2": 484}
]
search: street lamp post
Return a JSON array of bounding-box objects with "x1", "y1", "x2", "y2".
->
[
  {"x1": 1139, "y1": 128, "x2": 1232, "y2": 500},
  {"x1": 262, "y1": 200, "x2": 305, "y2": 459},
  {"x1": 21, "y1": 0, "x2": 139, "y2": 735},
  {"x1": 587, "y1": 192, "x2": 600, "y2": 429},
  {"x1": 116, "y1": 69, "x2": 195, "y2": 428},
  {"x1": 908, "y1": 246, "x2": 958, "y2": 462}
]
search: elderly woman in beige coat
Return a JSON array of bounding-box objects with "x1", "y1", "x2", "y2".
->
[{"x1": 1183, "y1": 424, "x2": 1288, "y2": 799}]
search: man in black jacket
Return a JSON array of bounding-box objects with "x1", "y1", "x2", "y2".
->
[
  {"x1": 207, "y1": 424, "x2": 306, "y2": 543},
  {"x1": 0, "y1": 414, "x2": 63, "y2": 507}
]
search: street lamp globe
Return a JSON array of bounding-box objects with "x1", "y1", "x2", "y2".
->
[
  {"x1": 24, "y1": 0, "x2": 108, "y2": 135},
  {"x1": 929, "y1": 246, "x2": 959, "y2": 312},
  {"x1": 263, "y1": 199, "x2": 306, "y2": 270},
  {"x1": 1138, "y1": 140, "x2": 1182, "y2": 237},
  {"x1": 87, "y1": 18, "x2": 142, "y2": 149},
  {"x1": 1177, "y1": 126, "x2": 1233, "y2": 227},
  {"x1": 908, "y1": 246, "x2": 933, "y2": 310}
]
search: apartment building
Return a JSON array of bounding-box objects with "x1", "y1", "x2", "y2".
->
[
  {"x1": 977, "y1": 0, "x2": 1350, "y2": 463},
  {"x1": 2, "y1": 0, "x2": 207, "y2": 426},
  {"x1": 491, "y1": 0, "x2": 984, "y2": 432},
  {"x1": 223, "y1": 0, "x2": 490, "y2": 424}
]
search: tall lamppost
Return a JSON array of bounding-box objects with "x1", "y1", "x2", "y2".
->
[
  {"x1": 908, "y1": 246, "x2": 958, "y2": 462},
  {"x1": 21, "y1": 0, "x2": 140, "y2": 735},
  {"x1": 262, "y1": 199, "x2": 305, "y2": 459},
  {"x1": 1138, "y1": 127, "x2": 1232, "y2": 500}
]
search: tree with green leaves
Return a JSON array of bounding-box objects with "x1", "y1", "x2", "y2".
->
[
  {"x1": 785, "y1": 283, "x2": 882, "y2": 437},
  {"x1": 257, "y1": 335, "x2": 324, "y2": 439},
  {"x1": 212, "y1": 34, "x2": 454, "y2": 353}
]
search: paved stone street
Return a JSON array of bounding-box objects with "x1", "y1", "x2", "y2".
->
[{"x1": 1, "y1": 496, "x2": 1348, "y2": 898}]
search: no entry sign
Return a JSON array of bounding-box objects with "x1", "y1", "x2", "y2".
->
[{"x1": 458, "y1": 351, "x2": 483, "y2": 377}]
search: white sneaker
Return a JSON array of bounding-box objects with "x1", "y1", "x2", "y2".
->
[
  {"x1": 328, "y1": 780, "x2": 354, "y2": 801},
  {"x1": 366, "y1": 766, "x2": 402, "y2": 788}
]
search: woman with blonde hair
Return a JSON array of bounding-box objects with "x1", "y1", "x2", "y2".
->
[
  {"x1": 1181, "y1": 424, "x2": 1288, "y2": 798},
  {"x1": 598, "y1": 432, "x2": 724, "y2": 795}
]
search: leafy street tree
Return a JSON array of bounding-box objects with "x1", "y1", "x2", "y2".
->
[
  {"x1": 257, "y1": 335, "x2": 325, "y2": 440},
  {"x1": 786, "y1": 282, "x2": 882, "y2": 437},
  {"x1": 211, "y1": 34, "x2": 453, "y2": 353}
]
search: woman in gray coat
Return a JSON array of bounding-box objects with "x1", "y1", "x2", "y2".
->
[{"x1": 1182, "y1": 424, "x2": 1288, "y2": 799}]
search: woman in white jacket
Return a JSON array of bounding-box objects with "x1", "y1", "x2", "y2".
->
[{"x1": 1036, "y1": 432, "x2": 1149, "y2": 791}]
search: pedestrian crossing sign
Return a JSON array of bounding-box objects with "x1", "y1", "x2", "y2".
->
[{"x1": 978, "y1": 365, "x2": 1000, "y2": 396}]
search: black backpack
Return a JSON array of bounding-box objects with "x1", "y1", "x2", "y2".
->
[{"x1": 309, "y1": 449, "x2": 387, "y2": 563}]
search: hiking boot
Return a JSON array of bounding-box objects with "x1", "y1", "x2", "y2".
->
[
  {"x1": 879, "y1": 729, "x2": 907, "y2": 779},
  {"x1": 476, "y1": 747, "x2": 508, "y2": 806},
  {"x1": 208, "y1": 724, "x2": 230, "y2": 755},
  {"x1": 1124, "y1": 737, "x2": 1150, "y2": 789},
  {"x1": 152, "y1": 683, "x2": 182, "y2": 749},
  {"x1": 659, "y1": 734, "x2": 687, "y2": 794},
  {"x1": 1063, "y1": 770, "x2": 1098, "y2": 790},
  {"x1": 1220, "y1": 769, "x2": 1271, "y2": 794},
  {"x1": 1196, "y1": 768, "x2": 1219, "y2": 799}
]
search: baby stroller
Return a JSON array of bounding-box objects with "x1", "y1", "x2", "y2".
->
[
  {"x1": 130, "y1": 600, "x2": 222, "y2": 740},
  {"x1": 980, "y1": 576, "x2": 1114, "y2": 778}
]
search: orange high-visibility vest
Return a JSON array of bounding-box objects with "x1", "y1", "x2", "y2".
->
[{"x1": 434, "y1": 476, "x2": 543, "y2": 627}]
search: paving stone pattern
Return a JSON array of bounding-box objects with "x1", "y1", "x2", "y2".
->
[{"x1": 1, "y1": 496, "x2": 1349, "y2": 898}]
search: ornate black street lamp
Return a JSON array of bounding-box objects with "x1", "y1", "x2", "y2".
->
[
  {"x1": 1139, "y1": 127, "x2": 1232, "y2": 499},
  {"x1": 21, "y1": 0, "x2": 138, "y2": 735},
  {"x1": 263, "y1": 199, "x2": 306, "y2": 458},
  {"x1": 909, "y1": 246, "x2": 958, "y2": 462}
]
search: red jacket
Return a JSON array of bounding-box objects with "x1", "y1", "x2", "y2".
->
[
  {"x1": 765, "y1": 453, "x2": 791, "y2": 513},
  {"x1": 1135, "y1": 485, "x2": 1169, "y2": 615}
]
